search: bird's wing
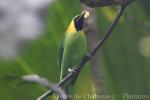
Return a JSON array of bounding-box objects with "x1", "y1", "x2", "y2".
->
[{"x1": 58, "y1": 39, "x2": 64, "y2": 70}]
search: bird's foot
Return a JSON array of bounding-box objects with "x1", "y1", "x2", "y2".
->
[{"x1": 68, "y1": 67, "x2": 76, "y2": 73}]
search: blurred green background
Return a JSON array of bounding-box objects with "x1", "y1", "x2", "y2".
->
[{"x1": 0, "y1": 0, "x2": 150, "y2": 100}]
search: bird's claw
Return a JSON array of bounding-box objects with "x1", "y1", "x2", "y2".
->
[{"x1": 68, "y1": 67, "x2": 76, "y2": 73}]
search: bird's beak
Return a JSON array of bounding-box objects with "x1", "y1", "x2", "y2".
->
[
  {"x1": 74, "y1": 11, "x2": 86, "y2": 31},
  {"x1": 77, "y1": 11, "x2": 86, "y2": 23}
]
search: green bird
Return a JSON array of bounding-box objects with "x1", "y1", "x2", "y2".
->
[{"x1": 58, "y1": 11, "x2": 88, "y2": 99}]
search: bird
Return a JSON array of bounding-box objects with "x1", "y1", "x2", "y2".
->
[{"x1": 58, "y1": 11, "x2": 89, "y2": 100}]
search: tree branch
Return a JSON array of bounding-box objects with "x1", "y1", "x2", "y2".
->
[
  {"x1": 82, "y1": 5, "x2": 107, "y2": 96},
  {"x1": 21, "y1": 75, "x2": 68, "y2": 100},
  {"x1": 37, "y1": 5, "x2": 128, "y2": 100}
]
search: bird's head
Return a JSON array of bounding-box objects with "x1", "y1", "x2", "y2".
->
[
  {"x1": 74, "y1": 11, "x2": 86, "y2": 31},
  {"x1": 66, "y1": 11, "x2": 89, "y2": 33}
]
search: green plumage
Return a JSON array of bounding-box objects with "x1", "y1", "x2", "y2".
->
[
  {"x1": 58, "y1": 12, "x2": 87, "y2": 100},
  {"x1": 59, "y1": 30, "x2": 87, "y2": 80}
]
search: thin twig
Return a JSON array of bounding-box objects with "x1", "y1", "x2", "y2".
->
[
  {"x1": 37, "y1": 5, "x2": 127, "y2": 100},
  {"x1": 21, "y1": 75, "x2": 68, "y2": 100}
]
